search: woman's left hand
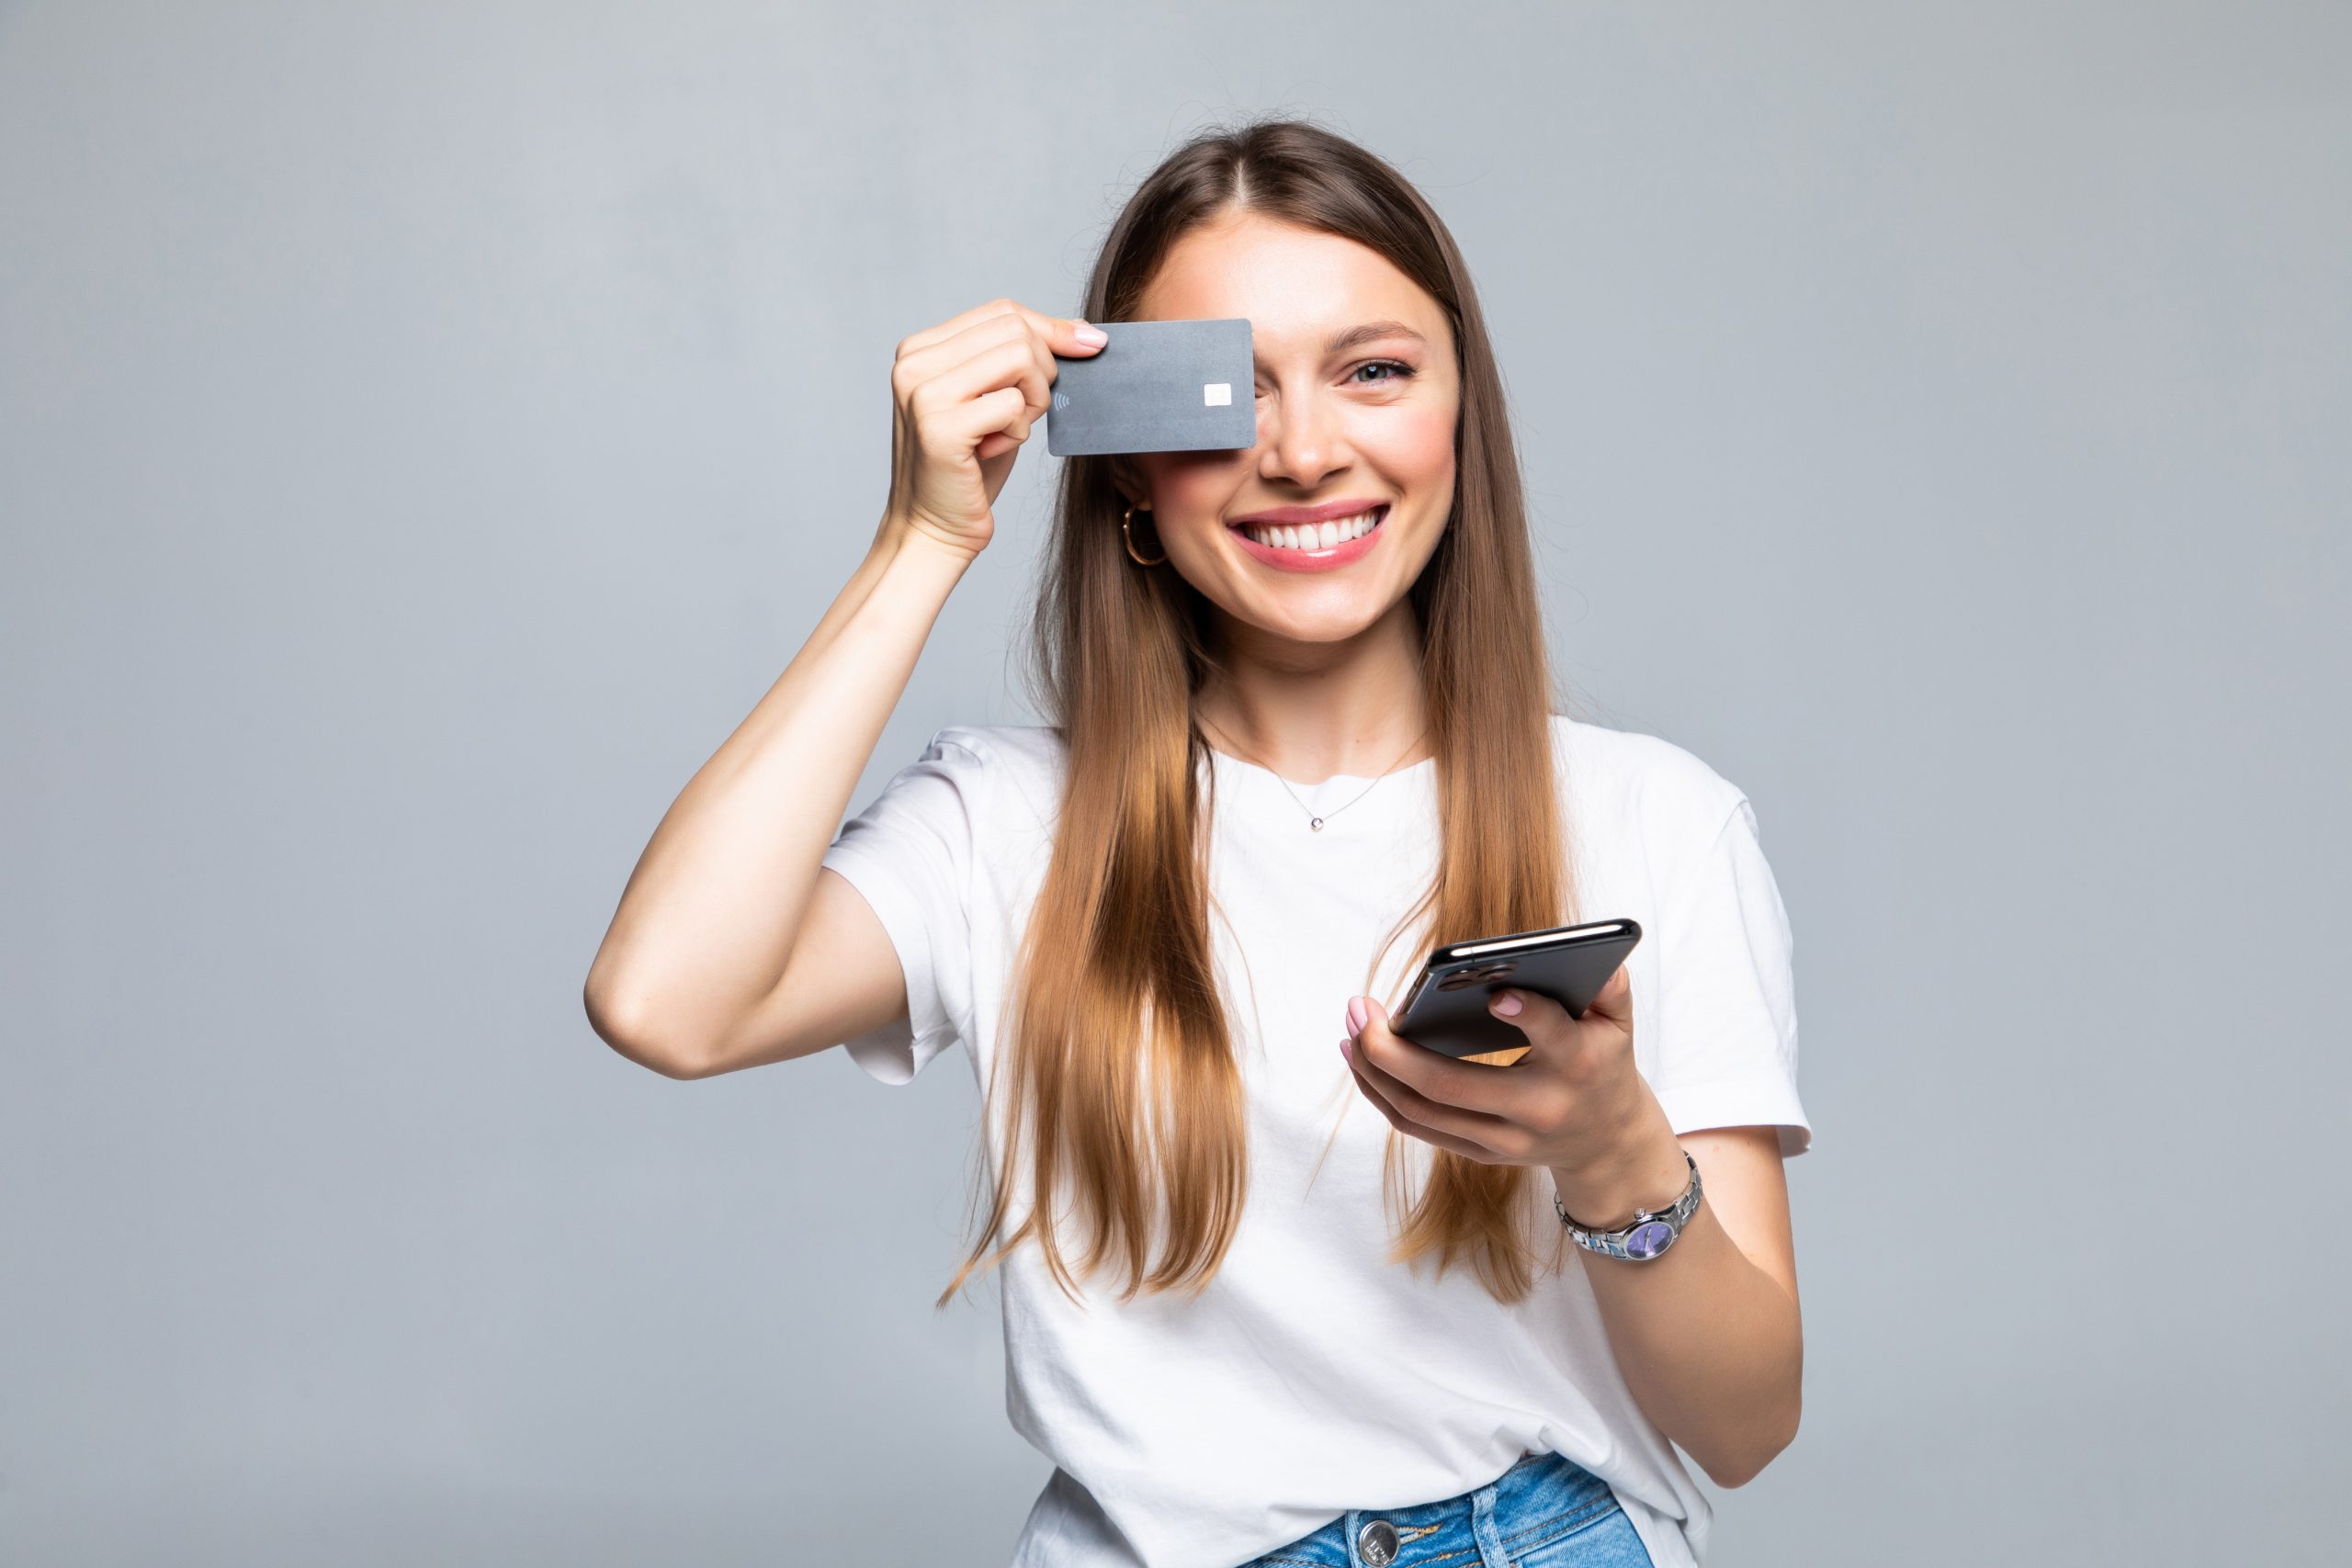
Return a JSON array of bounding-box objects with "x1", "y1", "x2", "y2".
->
[{"x1": 1342, "y1": 967, "x2": 1667, "y2": 1190}]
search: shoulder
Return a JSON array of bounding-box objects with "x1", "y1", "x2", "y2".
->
[
  {"x1": 1549, "y1": 712, "x2": 1749, "y2": 847},
  {"x1": 923, "y1": 723, "x2": 1066, "y2": 778},
  {"x1": 913, "y1": 723, "x2": 1067, "y2": 829}
]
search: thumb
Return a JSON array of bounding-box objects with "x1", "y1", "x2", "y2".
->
[
  {"x1": 1583, "y1": 963, "x2": 1634, "y2": 1025},
  {"x1": 1347, "y1": 994, "x2": 1403, "y2": 1048},
  {"x1": 1057, "y1": 316, "x2": 1109, "y2": 355}
]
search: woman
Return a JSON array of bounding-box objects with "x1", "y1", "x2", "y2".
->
[{"x1": 585, "y1": 118, "x2": 1810, "y2": 1568}]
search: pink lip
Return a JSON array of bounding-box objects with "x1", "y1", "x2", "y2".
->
[
  {"x1": 1229, "y1": 497, "x2": 1392, "y2": 526},
  {"x1": 1228, "y1": 504, "x2": 1389, "y2": 572}
]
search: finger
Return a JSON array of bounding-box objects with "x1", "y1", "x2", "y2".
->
[
  {"x1": 974, "y1": 385, "x2": 1041, "y2": 460},
  {"x1": 1356, "y1": 997, "x2": 1535, "y2": 1120},
  {"x1": 975, "y1": 423, "x2": 1024, "y2": 461},
  {"x1": 1343, "y1": 1038, "x2": 1507, "y2": 1163},
  {"x1": 897, "y1": 311, "x2": 1041, "y2": 400},
  {"x1": 1486, "y1": 985, "x2": 1577, "y2": 1052},
  {"x1": 894, "y1": 298, "x2": 1035, "y2": 357},
  {"x1": 899, "y1": 298, "x2": 1103, "y2": 362},
  {"x1": 897, "y1": 297, "x2": 1023, "y2": 356},
  {"x1": 1349, "y1": 1010, "x2": 1526, "y2": 1156},
  {"x1": 1581, "y1": 963, "x2": 1634, "y2": 1027},
  {"x1": 929, "y1": 384, "x2": 1031, "y2": 455},
  {"x1": 921, "y1": 337, "x2": 1051, "y2": 432}
]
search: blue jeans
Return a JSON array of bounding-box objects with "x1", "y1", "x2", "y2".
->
[{"x1": 1236, "y1": 1450, "x2": 1654, "y2": 1568}]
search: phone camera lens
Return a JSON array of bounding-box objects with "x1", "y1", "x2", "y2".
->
[{"x1": 1437, "y1": 961, "x2": 1516, "y2": 991}]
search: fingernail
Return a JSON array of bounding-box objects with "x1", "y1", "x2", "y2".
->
[
  {"x1": 1073, "y1": 321, "x2": 1107, "y2": 346},
  {"x1": 1345, "y1": 997, "x2": 1369, "y2": 1037},
  {"x1": 1339, "y1": 1038, "x2": 1352, "y2": 1064},
  {"x1": 1490, "y1": 990, "x2": 1523, "y2": 1018}
]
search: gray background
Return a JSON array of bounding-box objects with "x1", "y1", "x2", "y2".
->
[{"x1": 5, "y1": 2, "x2": 2346, "y2": 1563}]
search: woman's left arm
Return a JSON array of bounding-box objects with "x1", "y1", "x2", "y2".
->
[{"x1": 1343, "y1": 971, "x2": 1802, "y2": 1489}]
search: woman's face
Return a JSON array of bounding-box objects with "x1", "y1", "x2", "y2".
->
[{"x1": 1121, "y1": 212, "x2": 1460, "y2": 648}]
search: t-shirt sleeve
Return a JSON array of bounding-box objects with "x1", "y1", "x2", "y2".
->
[
  {"x1": 1646, "y1": 795, "x2": 1813, "y2": 1157},
  {"x1": 817, "y1": 728, "x2": 983, "y2": 1086}
]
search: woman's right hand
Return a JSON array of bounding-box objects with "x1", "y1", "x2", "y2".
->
[{"x1": 882, "y1": 298, "x2": 1107, "y2": 559}]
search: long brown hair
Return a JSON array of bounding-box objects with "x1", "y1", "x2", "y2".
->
[{"x1": 935, "y1": 118, "x2": 1574, "y2": 1312}]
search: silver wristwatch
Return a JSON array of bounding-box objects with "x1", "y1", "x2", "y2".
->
[{"x1": 1554, "y1": 1150, "x2": 1702, "y2": 1262}]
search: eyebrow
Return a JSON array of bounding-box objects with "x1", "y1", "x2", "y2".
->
[
  {"x1": 1321, "y1": 320, "x2": 1427, "y2": 355},
  {"x1": 1249, "y1": 320, "x2": 1429, "y2": 363}
]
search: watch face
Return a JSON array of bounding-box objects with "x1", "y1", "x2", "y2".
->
[{"x1": 1624, "y1": 1220, "x2": 1677, "y2": 1260}]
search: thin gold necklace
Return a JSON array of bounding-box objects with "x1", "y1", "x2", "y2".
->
[{"x1": 1210, "y1": 724, "x2": 1431, "y2": 832}]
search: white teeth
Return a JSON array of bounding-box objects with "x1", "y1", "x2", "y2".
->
[{"x1": 1241, "y1": 508, "x2": 1381, "y2": 550}]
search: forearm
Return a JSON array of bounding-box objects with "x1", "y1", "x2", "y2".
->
[
  {"x1": 1549, "y1": 1100, "x2": 1803, "y2": 1488},
  {"x1": 583, "y1": 520, "x2": 973, "y2": 1059}
]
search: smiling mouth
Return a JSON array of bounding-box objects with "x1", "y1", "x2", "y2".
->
[{"x1": 1228, "y1": 504, "x2": 1387, "y2": 553}]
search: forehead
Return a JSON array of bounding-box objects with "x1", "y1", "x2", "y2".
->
[{"x1": 1136, "y1": 214, "x2": 1447, "y2": 354}]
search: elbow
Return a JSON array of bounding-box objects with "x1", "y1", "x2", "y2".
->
[
  {"x1": 623, "y1": 1039, "x2": 719, "y2": 1081},
  {"x1": 582, "y1": 976, "x2": 714, "y2": 1081},
  {"x1": 1699, "y1": 1446, "x2": 1776, "y2": 1492},
  {"x1": 1698, "y1": 1398, "x2": 1802, "y2": 1491}
]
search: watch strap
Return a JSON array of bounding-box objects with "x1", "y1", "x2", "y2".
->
[{"x1": 1554, "y1": 1149, "x2": 1702, "y2": 1262}]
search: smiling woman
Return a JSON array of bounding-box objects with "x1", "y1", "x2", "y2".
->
[
  {"x1": 584, "y1": 117, "x2": 1810, "y2": 1568},
  {"x1": 1113, "y1": 216, "x2": 1464, "y2": 638}
]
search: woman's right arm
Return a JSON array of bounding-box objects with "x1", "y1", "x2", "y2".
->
[{"x1": 582, "y1": 299, "x2": 1105, "y2": 1079}]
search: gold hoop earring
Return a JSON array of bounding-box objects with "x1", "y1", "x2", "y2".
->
[{"x1": 1122, "y1": 504, "x2": 1167, "y2": 567}]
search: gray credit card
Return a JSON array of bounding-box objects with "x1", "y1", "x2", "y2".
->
[{"x1": 1046, "y1": 318, "x2": 1256, "y2": 457}]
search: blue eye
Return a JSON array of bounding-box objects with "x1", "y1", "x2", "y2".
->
[{"x1": 1254, "y1": 361, "x2": 1416, "y2": 399}]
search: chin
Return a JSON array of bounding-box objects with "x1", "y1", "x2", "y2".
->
[{"x1": 1231, "y1": 598, "x2": 1389, "y2": 646}]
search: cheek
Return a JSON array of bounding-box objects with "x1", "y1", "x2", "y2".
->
[
  {"x1": 1153, "y1": 455, "x2": 1241, "y2": 529},
  {"x1": 1383, "y1": 405, "x2": 1457, "y2": 488}
]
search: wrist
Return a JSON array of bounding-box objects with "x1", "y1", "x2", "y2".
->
[
  {"x1": 878, "y1": 509, "x2": 989, "y2": 570},
  {"x1": 1549, "y1": 1106, "x2": 1688, "y2": 1232},
  {"x1": 873, "y1": 514, "x2": 982, "y2": 585}
]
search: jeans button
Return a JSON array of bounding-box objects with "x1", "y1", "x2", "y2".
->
[{"x1": 1356, "y1": 1518, "x2": 1399, "y2": 1566}]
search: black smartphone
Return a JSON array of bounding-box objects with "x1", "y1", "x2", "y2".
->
[{"x1": 1390, "y1": 919, "x2": 1643, "y2": 1061}]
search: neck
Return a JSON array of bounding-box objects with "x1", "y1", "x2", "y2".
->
[{"x1": 1193, "y1": 600, "x2": 1430, "y2": 784}]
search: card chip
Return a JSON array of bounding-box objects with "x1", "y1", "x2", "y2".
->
[{"x1": 1203, "y1": 382, "x2": 1232, "y2": 407}]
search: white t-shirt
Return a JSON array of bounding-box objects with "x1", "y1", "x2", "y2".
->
[{"x1": 819, "y1": 715, "x2": 1811, "y2": 1568}]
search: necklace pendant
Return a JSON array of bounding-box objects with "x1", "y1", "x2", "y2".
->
[{"x1": 1310, "y1": 817, "x2": 1324, "y2": 831}]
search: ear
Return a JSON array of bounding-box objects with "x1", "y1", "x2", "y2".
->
[{"x1": 1105, "y1": 456, "x2": 1149, "y2": 508}]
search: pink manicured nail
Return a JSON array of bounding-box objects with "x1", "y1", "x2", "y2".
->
[
  {"x1": 1339, "y1": 1039, "x2": 1352, "y2": 1065},
  {"x1": 1490, "y1": 990, "x2": 1523, "y2": 1018},
  {"x1": 1345, "y1": 997, "x2": 1370, "y2": 1037}
]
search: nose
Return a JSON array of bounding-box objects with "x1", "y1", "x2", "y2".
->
[{"x1": 1255, "y1": 381, "x2": 1352, "y2": 491}]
